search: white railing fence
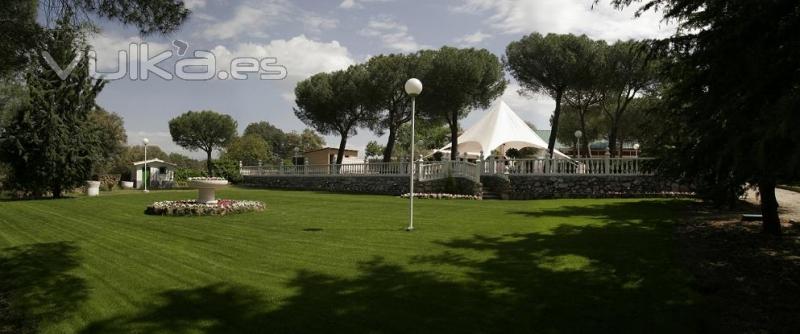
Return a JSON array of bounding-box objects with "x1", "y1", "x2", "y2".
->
[
  {"x1": 419, "y1": 161, "x2": 480, "y2": 183},
  {"x1": 241, "y1": 157, "x2": 655, "y2": 182}
]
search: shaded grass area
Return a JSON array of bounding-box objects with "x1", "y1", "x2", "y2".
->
[
  {"x1": 0, "y1": 188, "x2": 702, "y2": 333},
  {"x1": 678, "y1": 214, "x2": 800, "y2": 334}
]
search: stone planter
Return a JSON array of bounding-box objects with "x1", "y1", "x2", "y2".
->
[
  {"x1": 120, "y1": 181, "x2": 134, "y2": 189},
  {"x1": 188, "y1": 179, "x2": 229, "y2": 204},
  {"x1": 86, "y1": 181, "x2": 101, "y2": 197}
]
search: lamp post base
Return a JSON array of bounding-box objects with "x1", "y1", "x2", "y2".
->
[{"x1": 406, "y1": 226, "x2": 414, "y2": 232}]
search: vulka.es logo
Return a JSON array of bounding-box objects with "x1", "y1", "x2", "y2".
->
[{"x1": 42, "y1": 40, "x2": 288, "y2": 81}]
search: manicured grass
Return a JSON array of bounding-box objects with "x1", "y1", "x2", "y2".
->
[{"x1": 0, "y1": 188, "x2": 702, "y2": 333}]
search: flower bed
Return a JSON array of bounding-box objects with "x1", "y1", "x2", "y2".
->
[
  {"x1": 187, "y1": 177, "x2": 227, "y2": 181},
  {"x1": 145, "y1": 199, "x2": 265, "y2": 216},
  {"x1": 400, "y1": 193, "x2": 482, "y2": 200}
]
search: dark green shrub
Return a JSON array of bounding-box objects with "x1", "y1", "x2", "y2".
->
[{"x1": 211, "y1": 159, "x2": 242, "y2": 184}]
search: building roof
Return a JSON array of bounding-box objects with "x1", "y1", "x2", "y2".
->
[
  {"x1": 304, "y1": 147, "x2": 358, "y2": 154},
  {"x1": 132, "y1": 159, "x2": 177, "y2": 167}
]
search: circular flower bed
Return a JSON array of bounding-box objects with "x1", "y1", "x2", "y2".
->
[
  {"x1": 400, "y1": 193, "x2": 482, "y2": 200},
  {"x1": 145, "y1": 199, "x2": 265, "y2": 216}
]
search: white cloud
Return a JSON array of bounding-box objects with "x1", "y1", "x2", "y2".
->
[
  {"x1": 200, "y1": 3, "x2": 289, "y2": 40},
  {"x1": 339, "y1": 0, "x2": 392, "y2": 9},
  {"x1": 453, "y1": 0, "x2": 675, "y2": 42},
  {"x1": 199, "y1": 0, "x2": 338, "y2": 40},
  {"x1": 183, "y1": 0, "x2": 206, "y2": 10},
  {"x1": 500, "y1": 82, "x2": 554, "y2": 129},
  {"x1": 88, "y1": 33, "x2": 170, "y2": 72},
  {"x1": 211, "y1": 35, "x2": 355, "y2": 81},
  {"x1": 359, "y1": 17, "x2": 427, "y2": 52},
  {"x1": 303, "y1": 14, "x2": 339, "y2": 34},
  {"x1": 455, "y1": 31, "x2": 491, "y2": 46}
]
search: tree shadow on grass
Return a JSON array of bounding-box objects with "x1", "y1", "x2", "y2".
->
[
  {"x1": 0, "y1": 242, "x2": 87, "y2": 333},
  {"x1": 81, "y1": 201, "x2": 704, "y2": 333}
]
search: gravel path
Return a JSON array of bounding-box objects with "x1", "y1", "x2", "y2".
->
[{"x1": 745, "y1": 187, "x2": 800, "y2": 221}]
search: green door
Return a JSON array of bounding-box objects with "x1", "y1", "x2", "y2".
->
[{"x1": 142, "y1": 166, "x2": 150, "y2": 188}]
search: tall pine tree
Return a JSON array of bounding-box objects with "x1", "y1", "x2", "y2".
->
[{"x1": 0, "y1": 16, "x2": 105, "y2": 198}]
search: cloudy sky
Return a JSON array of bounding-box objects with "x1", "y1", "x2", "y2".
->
[{"x1": 87, "y1": 0, "x2": 674, "y2": 158}]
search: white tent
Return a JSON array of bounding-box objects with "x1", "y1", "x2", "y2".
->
[{"x1": 437, "y1": 100, "x2": 569, "y2": 159}]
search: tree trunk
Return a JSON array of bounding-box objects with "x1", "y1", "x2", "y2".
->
[
  {"x1": 759, "y1": 179, "x2": 782, "y2": 236},
  {"x1": 52, "y1": 184, "x2": 62, "y2": 199},
  {"x1": 336, "y1": 134, "x2": 348, "y2": 165},
  {"x1": 206, "y1": 150, "x2": 213, "y2": 176},
  {"x1": 607, "y1": 119, "x2": 619, "y2": 158},
  {"x1": 383, "y1": 125, "x2": 397, "y2": 162},
  {"x1": 548, "y1": 90, "x2": 564, "y2": 159},
  {"x1": 449, "y1": 118, "x2": 459, "y2": 161},
  {"x1": 579, "y1": 112, "x2": 588, "y2": 158}
]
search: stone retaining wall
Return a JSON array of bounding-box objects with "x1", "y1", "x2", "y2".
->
[
  {"x1": 507, "y1": 175, "x2": 683, "y2": 199},
  {"x1": 242, "y1": 174, "x2": 686, "y2": 199},
  {"x1": 242, "y1": 175, "x2": 480, "y2": 196}
]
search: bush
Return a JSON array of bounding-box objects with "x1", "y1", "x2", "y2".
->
[
  {"x1": 211, "y1": 159, "x2": 242, "y2": 184},
  {"x1": 99, "y1": 174, "x2": 120, "y2": 192},
  {"x1": 174, "y1": 168, "x2": 205, "y2": 183}
]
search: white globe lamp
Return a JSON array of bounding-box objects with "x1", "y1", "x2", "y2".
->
[{"x1": 404, "y1": 78, "x2": 422, "y2": 232}]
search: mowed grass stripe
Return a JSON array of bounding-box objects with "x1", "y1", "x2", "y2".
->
[{"x1": 0, "y1": 189, "x2": 701, "y2": 333}]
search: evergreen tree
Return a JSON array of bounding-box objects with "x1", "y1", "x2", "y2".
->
[
  {"x1": 612, "y1": 0, "x2": 800, "y2": 234},
  {"x1": 0, "y1": 18, "x2": 105, "y2": 197}
]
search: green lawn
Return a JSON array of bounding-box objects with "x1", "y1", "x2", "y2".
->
[{"x1": 0, "y1": 188, "x2": 702, "y2": 333}]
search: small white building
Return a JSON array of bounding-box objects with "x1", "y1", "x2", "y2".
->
[{"x1": 131, "y1": 159, "x2": 177, "y2": 189}]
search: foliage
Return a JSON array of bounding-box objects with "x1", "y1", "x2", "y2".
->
[
  {"x1": 222, "y1": 134, "x2": 272, "y2": 166},
  {"x1": 167, "y1": 152, "x2": 204, "y2": 170},
  {"x1": 40, "y1": 0, "x2": 190, "y2": 35},
  {"x1": 87, "y1": 106, "x2": 127, "y2": 176},
  {"x1": 0, "y1": 19, "x2": 105, "y2": 198},
  {"x1": 562, "y1": 39, "x2": 607, "y2": 157},
  {"x1": 1, "y1": 0, "x2": 189, "y2": 77},
  {"x1": 284, "y1": 129, "x2": 325, "y2": 156},
  {"x1": 393, "y1": 122, "x2": 451, "y2": 160},
  {"x1": 243, "y1": 121, "x2": 286, "y2": 157},
  {"x1": 294, "y1": 65, "x2": 371, "y2": 164},
  {"x1": 418, "y1": 47, "x2": 506, "y2": 160},
  {"x1": 365, "y1": 141, "x2": 384, "y2": 158},
  {"x1": 169, "y1": 110, "x2": 237, "y2": 176},
  {"x1": 0, "y1": 0, "x2": 41, "y2": 78},
  {"x1": 173, "y1": 167, "x2": 205, "y2": 183},
  {"x1": 210, "y1": 158, "x2": 242, "y2": 184},
  {"x1": 506, "y1": 33, "x2": 599, "y2": 159},
  {"x1": 613, "y1": 0, "x2": 800, "y2": 234},
  {"x1": 611, "y1": 0, "x2": 800, "y2": 234},
  {"x1": 363, "y1": 53, "x2": 427, "y2": 161},
  {"x1": 125, "y1": 144, "x2": 168, "y2": 162},
  {"x1": 555, "y1": 104, "x2": 607, "y2": 155},
  {"x1": 598, "y1": 40, "x2": 660, "y2": 157}
]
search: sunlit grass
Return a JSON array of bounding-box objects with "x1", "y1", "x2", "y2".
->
[{"x1": 0, "y1": 188, "x2": 702, "y2": 333}]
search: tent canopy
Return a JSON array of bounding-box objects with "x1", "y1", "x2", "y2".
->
[{"x1": 438, "y1": 101, "x2": 569, "y2": 158}]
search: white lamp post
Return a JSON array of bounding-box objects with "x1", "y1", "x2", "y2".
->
[
  {"x1": 404, "y1": 78, "x2": 422, "y2": 231},
  {"x1": 633, "y1": 143, "x2": 640, "y2": 158},
  {"x1": 142, "y1": 138, "x2": 150, "y2": 193},
  {"x1": 574, "y1": 130, "x2": 583, "y2": 158}
]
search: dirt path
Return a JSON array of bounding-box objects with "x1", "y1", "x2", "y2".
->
[{"x1": 745, "y1": 187, "x2": 800, "y2": 221}]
